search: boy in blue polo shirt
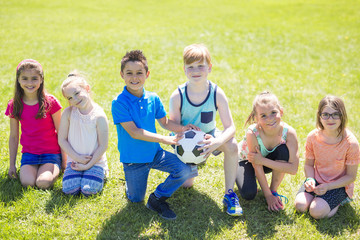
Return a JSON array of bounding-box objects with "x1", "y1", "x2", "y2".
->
[{"x1": 111, "y1": 50, "x2": 195, "y2": 220}]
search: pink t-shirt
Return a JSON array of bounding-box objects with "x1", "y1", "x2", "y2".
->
[
  {"x1": 305, "y1": 128, "x2": 360, "y2": 198},
  {"x1": 5, "y1": 94, "x2": 62, "y2": 155}
]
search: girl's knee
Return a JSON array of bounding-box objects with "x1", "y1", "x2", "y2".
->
[
  {"x1": 240, "y1": 190, "x2": 257, "y2": 200},
  {"x1": 20, "y1": 179, "x2": 36, "y2": 188},
  {"x1": 62, "y1": 178, "x2": 81, "y2": 195},
  {"x1": 36, "y1": 178, "x2": 53, "y2": 189},
  {"x1": 309, "y1": 204, "x2": 330, "y2": 219},
  {"x1": 80, "y1": 180, "x2": 104, "y2": 196},
  {"x1": 309, "y1": 208, "x2": 328, "y2": 219},
  {"x1": 294, "y1": 201, "x2": 309, "y2": 213},
  {"x1": 308, "y1": 198, "x2": 331, "y2": 219},
  {"x1": 238, "y1": 185, "x2": 257, "y2": 200}
]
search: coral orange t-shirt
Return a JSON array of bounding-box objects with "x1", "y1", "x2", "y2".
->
[{"x1": 305, "y1": 128, "x2": 360, "y2": 198}]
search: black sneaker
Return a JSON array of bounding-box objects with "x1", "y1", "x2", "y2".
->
[{"x1": 146, "y1": 193, "x2": 177, "y2": 220}]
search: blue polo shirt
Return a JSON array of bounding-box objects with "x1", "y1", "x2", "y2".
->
[{"x1": 111, "y1": 86, "x2": 167, "y2": 163}]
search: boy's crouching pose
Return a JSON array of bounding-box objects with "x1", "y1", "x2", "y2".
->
[{"x1": 111, "y1": 50, "x2": 196, "y2": 220}]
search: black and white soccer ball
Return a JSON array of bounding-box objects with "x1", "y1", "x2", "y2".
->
[{"x1": 175, "y1": 130, "x2": 206, "y2": 164}]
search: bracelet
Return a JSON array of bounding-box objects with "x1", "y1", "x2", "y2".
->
[{"x1": 305, "y1": 177, "x2": 315, "y2": 183}]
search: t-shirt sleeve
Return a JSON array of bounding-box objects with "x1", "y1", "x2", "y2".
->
[
  {"x1": 111, "y1": 98, "x2": 132, "y2": 124},
  {"x1": 5, "y1": 100, "x2": 14, "y2": 118},
  {"x1": 345, "y1": 134, "x2": 360, "y2": 165},
  {"x1": 305, "y1": 132, "x2": 315, "y2": 160},
  {"x1": 48, "y1": 95, "x2": 62, "y2": 115},
  {"x1": 154, "y1": 94, "x2": 166, "y2": 119}
]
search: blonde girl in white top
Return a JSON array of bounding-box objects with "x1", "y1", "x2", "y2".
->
[{"x1": 58, "y1": 71, "x2": 109, "y2": 196}]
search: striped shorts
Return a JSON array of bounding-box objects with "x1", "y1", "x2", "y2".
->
[{"x1": 62, "y1": 162, "x2": 105, "y2": 196}]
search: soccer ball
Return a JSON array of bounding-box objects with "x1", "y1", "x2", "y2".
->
[{"x1": 175, "y1": 130, "x2": 206, "y2": 164}]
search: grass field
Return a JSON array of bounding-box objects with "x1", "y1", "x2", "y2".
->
[{"x1": 1, "y1": 0, "x2": 360, "y2": 239}]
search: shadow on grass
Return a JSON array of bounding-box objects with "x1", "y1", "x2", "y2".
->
[
  {"x1": 45, "y1": 188, "x2": 80, "y2": 214},
  {"x1": 97, "y1": 187, "x2": 240, "y2": 239},
  {"x1": 242, "y1": 192, "x2": 294, "y2": 239},
  {"x1": 45, "y1": 176, "x2": 109, "y2": 214},
  {"x1": 0, "y1": 173, "x2": 24, "y2": 204},
  {"x1": 312, "y1": 204, "x2": 360, "y2": 237}
]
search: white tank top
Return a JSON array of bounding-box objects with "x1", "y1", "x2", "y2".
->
[{"x1": 68, "y1": 105, "x2": 108, "y2": 172}]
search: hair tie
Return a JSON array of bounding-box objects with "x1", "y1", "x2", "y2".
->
[{"x1": 16, "y1": 59, "x2": 43, "y2": 71}]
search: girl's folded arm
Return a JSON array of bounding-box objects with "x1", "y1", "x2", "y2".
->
[
  {"x1": 325, "y1": 164, "x2": 358, "y2": 191},
  {"x1": 258, "y1": 127, "x2": 299, "y2": 175}
]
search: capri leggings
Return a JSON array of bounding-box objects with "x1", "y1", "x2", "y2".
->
[
  {"x1": 237, "y1": 144, "x2": 289, "y2": 200},
  {"x1": 62, "y1": 162, "x2": 105, "y2": 196}
]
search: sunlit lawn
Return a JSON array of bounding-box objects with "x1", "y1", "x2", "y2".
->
[{"x1": 0, "y1": 0, "x2": 360, "y2": 239}]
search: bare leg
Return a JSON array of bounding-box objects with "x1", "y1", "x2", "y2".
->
[
  {"x1": 218, "y1": 137, "x2": 238, "y2": 194},
  {"x1": 20, "y1": 165, "x2": 38, "y2": 187},
  {"x1": 294, "y1": 192, "x2": 314, "y2": 212},
  {"x1": 327, "y1": 205, "x2": 339, "y2": 218},
  {"x1": 269, "y1": 170, "x2": 285, "y2": 192},
  {"x1": 36, "y1": 163, "x2": 60, "y2": 189},
  {"x1": 309, "y1": 197, "x2": 332, "y2": 219}
]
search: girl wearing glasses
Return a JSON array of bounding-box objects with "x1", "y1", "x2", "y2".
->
[{"x1": 295, "y1": 95, "x2": 360, "y2": 219}]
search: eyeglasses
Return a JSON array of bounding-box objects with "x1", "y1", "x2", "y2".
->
[{"x1": 320, "y1": 112, "x2": 341, "y2": 120}]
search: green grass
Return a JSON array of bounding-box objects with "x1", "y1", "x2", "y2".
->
[{"x1": 1, "y1": 0, "x2": 360, "y2": 239}]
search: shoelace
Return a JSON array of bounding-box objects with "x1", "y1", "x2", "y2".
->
[
  {"x1": 271, "y1": 190, "x2": 288, "y2": 204},
  {"x1": 227, "y1": 189, "x2": 240, "y2": 205}
]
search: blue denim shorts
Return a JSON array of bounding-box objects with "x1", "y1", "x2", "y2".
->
[{"x1": 21, "y1": 153, "x2": 62, "y2": 170}]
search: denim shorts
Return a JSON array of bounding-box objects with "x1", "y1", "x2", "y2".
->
[{"x1": 21, "y1": 153, "x2": 62, "y2": 170}]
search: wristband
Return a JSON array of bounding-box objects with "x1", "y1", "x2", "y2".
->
[{"x1": 305, "y1": 177, "x2": 315, "y2": 183}]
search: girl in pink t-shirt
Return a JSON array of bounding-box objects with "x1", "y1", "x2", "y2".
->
[
  {"x1": 5, "y1": 59, "x2": 65, "y2": 189},
  {"x1": 295, "y1": 95, "x2": 360, "y2": 219}
]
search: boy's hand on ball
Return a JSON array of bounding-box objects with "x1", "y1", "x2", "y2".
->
[
  {"x1": 162, "y1": 135, "x2": 179, "y2": 146},
  {"x1": 182, "y1": 124, "x2": 200, "y2": 131},
  {"x1": 199, "y1": 134, "x2": 221, "y2": 159}
]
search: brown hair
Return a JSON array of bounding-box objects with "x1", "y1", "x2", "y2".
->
[
  {"x1": 12, "y1": 59, "x2": 47, "y2": 120},
  {"x1": 316, "y1": 95, "x2": 347, "y2": 136},
  {"x1": 245, "y1": 91, "x2": 282, "y2": 126},
  {"x1": 120, "y1": 50, "x2": 148, "y2": 73},
  {"x1": 183, "y1": 44, "x2": 211, "y2": 65}
]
